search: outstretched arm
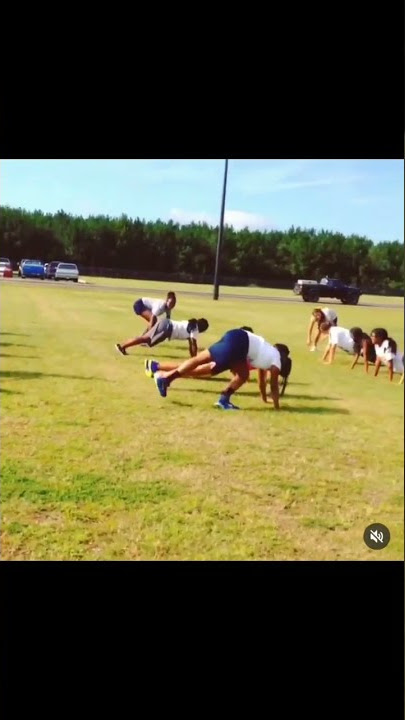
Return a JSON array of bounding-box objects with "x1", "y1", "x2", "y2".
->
[
  {"x1": 188, "y1": 338, "x2": 198, "y2": 357},
  {"x1": 322, "y1": 343, "x2": 333, "y2": 363},
  {"x1": 307, "y1": 318, "x2": 316, "y2": 345},
  {"x1": 350, "y1": 352, "x2": 360, "y2": 370},
  {"x1": 147, "y1": 314, "x2": 158, "y2": 330},
  {"x1": 374, "y1": 358, "x2": 382, "y2": 377},
  {"x1": 269, "y1": 367, "x2": 280, "y2": 409},
  {"x1": 257, "y1": 369, "x2": 268, "y2": 403},
  {"x1": 362, "y1": 339, "x2": 371, "y2": 373}
]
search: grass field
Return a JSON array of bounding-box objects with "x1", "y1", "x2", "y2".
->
[
  {"x1": 1, "y1": 280, "x2": 403, "y2": 560},
  {"x1": 80, "y1": 276, "x2": 403, "y2": 307}
]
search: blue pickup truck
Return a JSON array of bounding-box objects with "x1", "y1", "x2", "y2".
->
[{"x1": 20, "y1": 260, "x2": 45, "y2": 279}]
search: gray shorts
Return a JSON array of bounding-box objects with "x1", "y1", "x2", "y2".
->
[{"x1": 145, "y1": 318, "x2": 173, "y2": 347}]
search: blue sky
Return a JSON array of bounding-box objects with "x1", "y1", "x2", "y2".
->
[{"x1": 1, "y1": 159, "x2": 403, "y2": 242}]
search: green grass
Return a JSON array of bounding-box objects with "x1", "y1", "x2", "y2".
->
[
  {"x1": 1, "y1": 281, "x2": 403, "y2": 560},
  {"x1": 81, "y1": 276, "x2": 404, "y2": 306}
]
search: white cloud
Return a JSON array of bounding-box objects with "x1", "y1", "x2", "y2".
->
[
  {"x1": 224, "y1": 210, "x2": 273, "y2": 230},
  {"x1": 169, "y1": 208, "x2": 274, "y2": 231},
  {"x1": 169, "y1": 208, "x2": 214, "y2": 225},
  {"x1": 233, "y1": 160, "x2": 365, "y2": 196}
]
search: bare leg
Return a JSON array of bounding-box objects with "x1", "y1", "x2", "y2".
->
[
  {"x1": 140, "y1": 310, "x2": 153, "y2": 323},
  {"x1": 121, "y1": 335, "x2": 151, "y2": 351},
  {"x1": 155, "y1": 360, "x2": 214, "y2": 376},
  {"x1": 222, "y1": 362, "x2": 249, "y2": 394},
  {"x1": 154, "y1": 361, "x2": 180, "y2": 372},
  {"x1": 163, "y1": 349, "x2": 213, "y2": 382}
]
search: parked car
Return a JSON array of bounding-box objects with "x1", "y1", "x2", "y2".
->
[
  {"x1": 18, "y1": 259, "x2": 29, "y2": 276},
  {"x1": 54, "y1": 263, "x2": 79, "y2": 282},
  {"x1": 46, "y1": 260, "x2": 63, "y2": 279},
  {"x1": 20, "y1": 260, "x2": 45, "y2": 279},
  {"x1": 293, "y1": 277, "x2": 362, "y2": 305},
  {"x1": 0, "y1": 257, "x2": 12, "y2": 268},
  {"x1": 18, "y1": 259, "x2": 42, "y2": 276},
  {"x1": 0, "y1": 261, "x2": 13, "y2": 278}
]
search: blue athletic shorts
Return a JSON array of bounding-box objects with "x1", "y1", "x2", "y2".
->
[
  {"x1": 208, "y1": 329, "x2": 249, "y2": 375},
  {"x1": 134, "y1": 298, "x2": 147, "y2": 315}
]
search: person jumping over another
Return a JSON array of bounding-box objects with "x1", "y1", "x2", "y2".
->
[
  {"x1": 349, "y1": 327, "x2": 376, "y2": 373},
  {"x1": 133, "y1": 292, "x2": 177, "y2": 330},
  {"x1": 370, "y1": 328, "x2": 404, "y2": 383},
  {"x1": 116, "y1": 318, "x2": 208, "y2": 357},
  {"x1": 307, "y1": 307, "x2": 338, "y2": 351},
  {"x1": 320, "y1": 322, "x2": 355, "y2": 364},
  {"x1": 151, "y1": 327, "x2": 291, "y2": 410}
]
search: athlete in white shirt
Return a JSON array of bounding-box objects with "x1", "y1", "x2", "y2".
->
[
  {"x1": 133, "y1": 292, "x2": 177, "y2": 329},
  {"x1": 307, "y1": 307, "x2": 338, "y2": 351},
  {"x1": 321, "y1": 322, "x2": 355, "y2": 364},
  {"x1": 370, "y1": 328, "x2": 404, "y2": 382},
  {"x1": 151, "y1": 328, "x2": 291, "y2": 410},
  {"x1": 116, "y1": 317, "x2": 208, "y2": 357}
]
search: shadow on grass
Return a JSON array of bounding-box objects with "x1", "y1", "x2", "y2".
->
[
  {"x1": 123, "y1": 352, "x2": 188, "y2": 360},
  {"x1": 0, "y1": 370, "x2": 109, "y2": 381},
  {"x1": 0, "y1": 354, "x2": 38, "y2": 359},
  {"x1": 170, "y1": 399, "x2": 194, "y2": 408},
  {"x1": 0, "y1": 332, "x2": 29, "y2": 337},
  {"x1": 0, "y1": 342, "x2": 33, "y2": 348},
  {"x1": 0, "y1": 387, "x2": 21, "y2": 394},
  {"x1": 173, "y1": 388, "x2": 339, "y2": 401},
  {"x1": 243, "y1": 406, "x2": 350, "y2": 415}
]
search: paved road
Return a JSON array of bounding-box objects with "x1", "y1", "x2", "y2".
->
[{"x1": 1, "y1": 276, "x2": 403, "y2": 309}]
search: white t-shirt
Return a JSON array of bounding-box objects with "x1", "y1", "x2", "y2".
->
[
  {"x1": 376, "y1": 340, "x2": 404, "y2": 373},
  {"x1": 322, "y1": 307, "x2": 337, "y2": 324},
  {"x1": 142, "y1": 297, "x2": 168, "y2": 317},
  {"x1": 245, "y1": 331, "x2": 281, "y2": 370},
  {"x1": 329, "y1": 326, "x2": 354, "y2": 353},
  {"x1": 170, "y1": 320, "x2": 199, "y2": 342}
]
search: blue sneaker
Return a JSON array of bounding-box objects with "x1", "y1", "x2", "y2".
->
[
  {"x1": 155, "y1": 374, "x2": 168, "y2": 398},
  {"x1": 145, "y1": 359, "x2": 160, "y2": 378},
  {"x1": 214, "y1": 397, "x2": 240, "y2": 410}
]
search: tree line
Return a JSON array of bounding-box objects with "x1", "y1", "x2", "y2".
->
[{"x1": 0, "y1": 206, "x2": 403, "y2": 293}]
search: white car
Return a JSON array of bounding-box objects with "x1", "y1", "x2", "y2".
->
[{"x1": 54, "y1": 263, "x2": 79, "y2": 282}]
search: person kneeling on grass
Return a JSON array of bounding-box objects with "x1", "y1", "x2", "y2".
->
[
  {"x1": 307, "y1": 307, "x2": 338, "y2": 351},
  {"x1": 320, "y1": 322, "x2": 355, "y2": 364},
  {"x1": 116, "y1": 318, "x2": 208, "y2": 357},
  {"x1": 150, "y1": 327, "x2": 291, "y2": 410},
  {"x1": 133, "y1": 292, "x2": 177, "y2": 330},
  {"x1": 349, "y1": 327, "x2": 376, "y2": 373},
  {"x1": 370, "y1": 328, "x2": 404, "y2": 383}
]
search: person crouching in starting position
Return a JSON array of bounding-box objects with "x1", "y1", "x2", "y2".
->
[{"x1": 151, "y1": 327, "x2": 291, "y2": 410}]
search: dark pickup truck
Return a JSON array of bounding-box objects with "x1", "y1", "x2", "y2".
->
[{"x1": 293, "y1": 277, "x2": 362, "y2": 305}]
